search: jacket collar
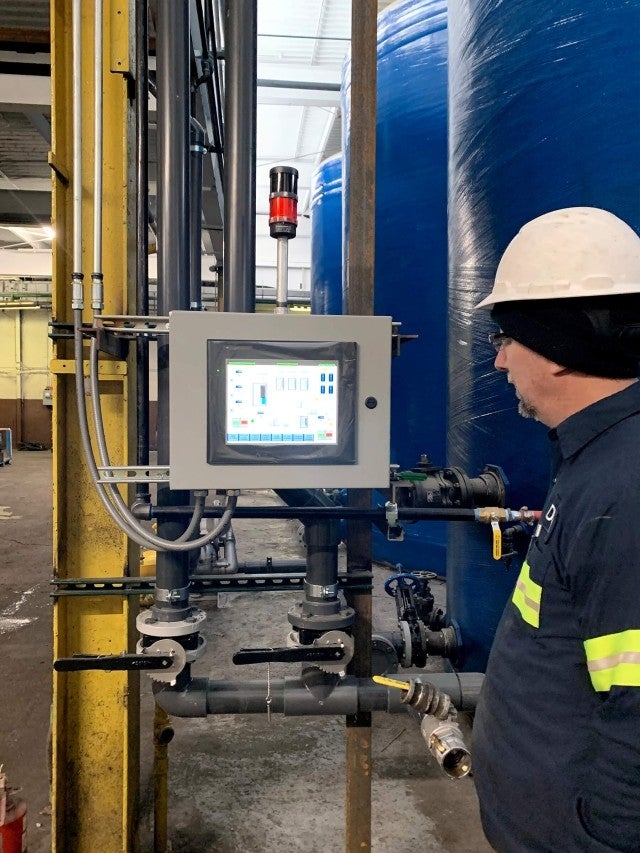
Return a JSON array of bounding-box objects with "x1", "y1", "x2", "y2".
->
[{"x1": 550, "y1": 380, "x2": 640, "y2": 460}]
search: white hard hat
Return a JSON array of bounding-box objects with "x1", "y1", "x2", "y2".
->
[{"x1": 476, "y1": 207, "x2": 640, "y2": 310}]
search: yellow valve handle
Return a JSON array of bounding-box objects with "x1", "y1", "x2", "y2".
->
[
  {"x1": 372, "y1": 675, "x2": 410, "y2": 692},
  {"x1": 491, "y1": 519, "x2": 502, "y2": 560}
]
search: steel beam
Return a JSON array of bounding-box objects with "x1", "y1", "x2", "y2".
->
[
  {"x1": 345, "y1": 1, "x2": 378, "y2": 851},
  {"x1": 50, "y1": 2, "x2": 139, "y2": 851}
]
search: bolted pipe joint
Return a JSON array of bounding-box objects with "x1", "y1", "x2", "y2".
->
[{"x1": 424, "y1": 625, "x2": 458, "y2": 659}]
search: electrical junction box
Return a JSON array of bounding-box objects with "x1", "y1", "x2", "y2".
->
[{"x1": 169, "y1": 312, "x2": 392, "y2": 489}]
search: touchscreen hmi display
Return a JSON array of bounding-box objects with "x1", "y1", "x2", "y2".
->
[
  {"x1": 225, "y1": 359, "x2": 339, "y2": 446},
  {"x1": 207, "y1": 339, "x2": 357, "y2": 466}
]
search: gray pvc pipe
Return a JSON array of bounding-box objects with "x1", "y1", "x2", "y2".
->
[
  {"x1": 155, "y1": 0, "x2": 192, "y2": 615},
  {"x1": 190, "y1": 122, "x2": 205, "y2": 310},
  {"x1": 153, "y1": 673, "x2": 484, "y2": 718},
  {"x1": 223, "y1": 0, "x2": 257, "y2": 312}
]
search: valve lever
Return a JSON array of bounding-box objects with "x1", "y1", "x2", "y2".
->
[
  {"x1": 54, "y1": 652, "x2": 174, "y2": 672},
  {"x1": 233, "y1": 645, "x2": 346, "y2": 665}
]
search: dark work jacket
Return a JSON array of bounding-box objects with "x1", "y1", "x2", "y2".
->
[{"x1": 473, "y1": 381, "x2": 640, "y2": 853}]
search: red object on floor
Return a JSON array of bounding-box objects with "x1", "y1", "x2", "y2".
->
[{"x1": 0, "y1": 795, "x2": 27, "y2": 852}]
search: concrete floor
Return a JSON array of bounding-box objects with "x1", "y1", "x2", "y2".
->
[{"x1": 0, "y1": 451, "x2": 492, "y2": 852}]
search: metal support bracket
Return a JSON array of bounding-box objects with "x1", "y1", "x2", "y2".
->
[
  {"x1": 51, "y1": 572, "x2": 374, "y2": 598},
  {"x1": 96, "y1": 465, "x2": 171, "y2": 483}
]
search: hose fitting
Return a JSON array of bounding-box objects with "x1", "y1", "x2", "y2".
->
[
  {"x1": 374, "y1": 675, "x2": 472, "y2": 779},
  {"x1": 420, "y1": 716, "x2": 472, "y2": 779},
  {"x1": 401, "y1": 678, "x2": 452, "y2": 719}
]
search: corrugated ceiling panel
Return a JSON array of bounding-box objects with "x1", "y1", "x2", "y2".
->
[
  {"x1": 0, "y1": 112, "x2": 49, "y2": 179},
  {"x1": 0, "y1": 0, "x2": 50, "y2": 31}
]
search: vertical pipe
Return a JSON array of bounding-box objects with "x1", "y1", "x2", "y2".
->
[
  {"x1": 153, "y1": 706, "x2": 174, "y2": 853},
  {"x1": 14, "y1": 316, "x2": 22, "y2": 446},
  {"x1": 190, "y1": 122, "x2": 206, "y2": 310},
  {"x1": 304, "y1": 520, "x2": 340, "y2": 590},
  {"x1": 72, "y1": 0, "x2": 83, "y2": 281},
  {"x1": 92, "y1": 0, "x2": 103, "y2": 280},
  {"x1": 345, "y1": 1, "x2": 377, "y2": 851},
  {"x1": 223, "y1": 0, "x2": 257, "y2": 313},
  {"x1": 155, "y1": 0, "x2": 192, "y2": 616},
  {"x1": 135, "y1": 0, "x2": 150, "y2": 497},
  {"x1": 275, "y1": 238, "x2": 288, "y2": 313}
]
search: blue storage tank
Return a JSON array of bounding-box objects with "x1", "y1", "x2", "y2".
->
[
  {"x1": 310, "y1": 154, "x2": 343, "y2": 316},
  {"x1": 448, "y1": 0, "x2": 640, "y2": 670},
  {"x1": 342, "y1": 0, "x2": 449, "y2": 575}
]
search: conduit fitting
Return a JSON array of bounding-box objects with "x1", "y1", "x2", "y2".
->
[
  {"x1": 71, "y1": 272, "x2": 84, "y2": 311},
  {"x1": 420, "y1": 716, "x2": 472, "y2": 780},
  {"x1": 91, "y1": 272, "x2": 104, "y2": 312}
]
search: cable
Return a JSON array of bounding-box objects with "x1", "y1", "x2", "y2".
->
[{"x1": 74, "y1": 316, "x2": 236, "y2": 552}]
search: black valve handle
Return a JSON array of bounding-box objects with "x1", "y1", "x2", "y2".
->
[
  {"x1": 232, "y1": 645, "x2": 346, "y2": 666},
  {"x1": 54, "y1": 653, "x2": 174, "y2": 673}
]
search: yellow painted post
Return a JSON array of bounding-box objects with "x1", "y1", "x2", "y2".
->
[{"x1": 50, "y1": 2, "x2": 139, "y2": 851}]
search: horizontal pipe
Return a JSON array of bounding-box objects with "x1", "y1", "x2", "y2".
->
[
  {"x1": 152, "y1": 673, "x2": 484, "y2": 718},
  {"x1": 257, "y1": 78, "x2": 341, "y2": 91},
  {"x1": 133, "y1": 504, "x2": 477, "y2": 522}
]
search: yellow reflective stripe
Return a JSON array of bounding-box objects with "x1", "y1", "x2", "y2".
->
[
  {"x1": 511, "y1": 560, "x2": 542, "y2": 628},
  {"x1": 584, "y1": 629, "x2": 640, "y2": 691}
]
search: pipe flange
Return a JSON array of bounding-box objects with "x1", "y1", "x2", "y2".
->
[
  {"x1": 287, "y1": 602, "x2": 355, "y2": 632},
  {"x1": 184, "y1": 633, "x2": 207, "y2": 663},
  {"x1": 137, "y1": 607, "x2": 206, "y2": 638},
  {"x1": 400, "y1": 620, "x2": 412, "y2": 667}
]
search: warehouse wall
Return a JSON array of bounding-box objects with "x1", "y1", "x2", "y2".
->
[{"x1": 0, "y1": 309, "x2": 52, "y2": 448}]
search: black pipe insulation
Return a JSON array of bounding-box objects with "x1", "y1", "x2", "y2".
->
[
  {"x1": 132, "y1": 503, "x2": 478, "y2": 522},
  {"x1": 152, "y1": 673, "x2": 484, "y2": 718}
]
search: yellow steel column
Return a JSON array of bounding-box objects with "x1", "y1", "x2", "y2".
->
[{"x1": 50, "y1": 2, "x2": 139, "y2": 851}]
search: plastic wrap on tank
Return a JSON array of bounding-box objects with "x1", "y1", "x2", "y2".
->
[
  {"x1": 447, "y1": 0, "x2": 640, "y2": 670},
  {"x1": 342, "y1": 0, "x2": 449, "y2": 574},
  {"x1": 310, "y1": 154, "x2": 343, "y2": 316}
]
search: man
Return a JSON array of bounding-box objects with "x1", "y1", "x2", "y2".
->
[{"x1": 472, "y1": 207, "x2": 640, "y2": 852}]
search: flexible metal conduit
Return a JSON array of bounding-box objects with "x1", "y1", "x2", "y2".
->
[
  {"x1": 153, "y1": 673, "x2": 484, "y2": 718},
  {"x1": 70, "y1": 1, "x2": 237, "y2": 552}
]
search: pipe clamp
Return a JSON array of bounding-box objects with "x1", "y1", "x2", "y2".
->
[
  {"x1": 155, "y1": 586, "x2": 190, "y2": 605},
  {"x1": 304, "y1": 580, "x2": 338, "y2": 600}
]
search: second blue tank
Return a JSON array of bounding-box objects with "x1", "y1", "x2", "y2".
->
[{"x1": 341, "y1": 0, "x2": 449, "y2": 574}]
